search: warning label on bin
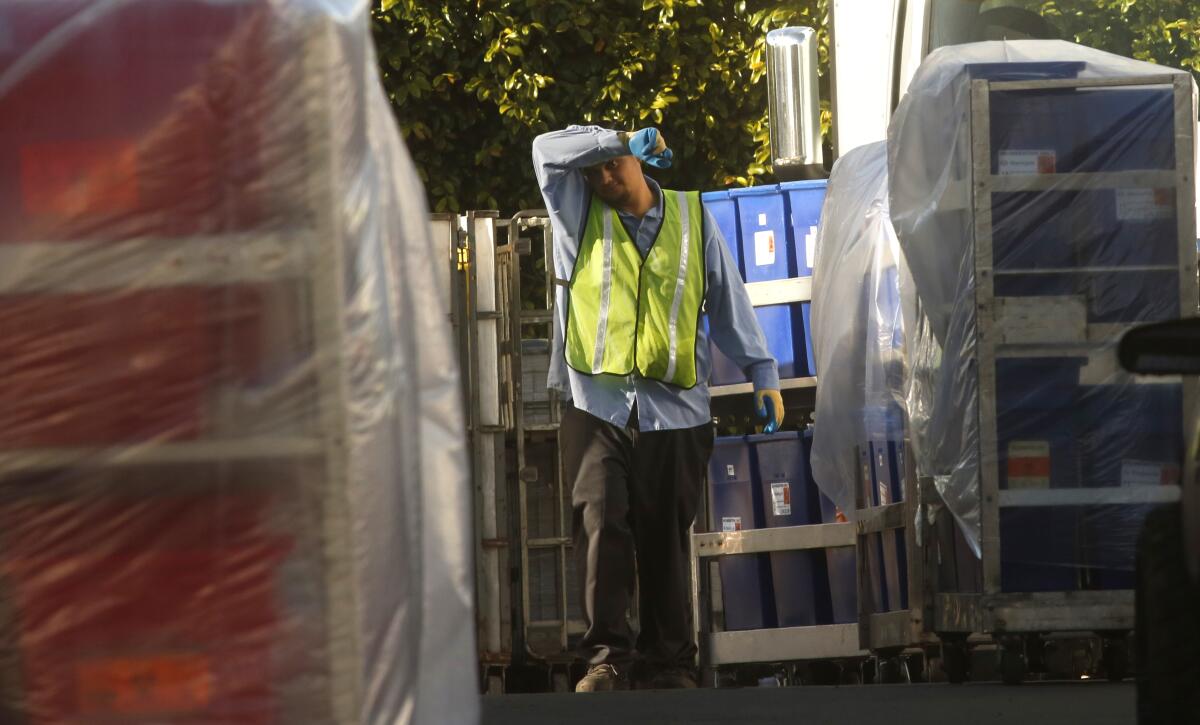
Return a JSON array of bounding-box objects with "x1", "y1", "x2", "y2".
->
[
  {"x1": 1115, "y1": 188, "x2": 1175, "y2": 221},
  {"x1": 754, "y1": 230, "x2": 776, "y2": 267},
  {"x1": 1121, "y1": 460, "x2": 1181, "y2": 487},
  {"x1": 1007, "y1": 440, "x2": 1051, "y2": 489},
  {"x1": 721, "y1": 516, "x2": 743, "y2": 532},
  {"x1": 804, "y1": 225, "x2": 818, "y2": 270},
  {"x1": 726, "y1": 464, "x2": 737, "y2": 480},
  {"x1": 771, "y1": 482, "x2": 792, "y2": 517},
  {"x1": 77, "y1": 653, "x2": 213, "y2": 715},
  {"x1": 998, "y1": 149, "x2": 1057, "y2": 175}
]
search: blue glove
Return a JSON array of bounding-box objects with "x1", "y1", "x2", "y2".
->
[
  {"x1": 626, "y1": 128, "x2": 673, "y2": 169},
  {"x1": 756, "y1": 389, "x2": 785, "y2": 434}
]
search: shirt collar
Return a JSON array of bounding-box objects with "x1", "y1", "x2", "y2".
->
[{"x1": 617, "y1": 175, "x2": 664, "y2": 222}]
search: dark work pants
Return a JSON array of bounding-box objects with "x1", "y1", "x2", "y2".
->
[{"x1": 562, "y1": 404, "x2": 714, "y2": 670}]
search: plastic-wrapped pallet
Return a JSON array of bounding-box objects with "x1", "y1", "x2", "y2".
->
[
  {"x1": 888, "y1": 40, "x2": 1196, "y2": 589},
  {"x1": 0, "y1": 2, "x2": 477, "y2": 723},
  {"x1": 809, "y1": 141, "x2": 915, "y2": 614}
]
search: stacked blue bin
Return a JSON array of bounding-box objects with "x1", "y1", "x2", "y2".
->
[
  {"x1": 707, "y1": 436, "x2": 776, "y2": 630},
  {"x1": 708, "y1": 432, "x2": 841, "y2": 629},
  {"x1": 978, "y1": 60, "x2": 1184, "y2": 594},
  {"x1": 807, "y1": 429, "x2": 858, "y2": 624},
  {"x1": 862, "y1": 404, "x2": 909, "y2": 612},
  {"x1": 700, "y1": 181, "x2": 824, "y2": 385},
  {"x1": 748, "y1": 432, "x2": 832, "y2": 626}
]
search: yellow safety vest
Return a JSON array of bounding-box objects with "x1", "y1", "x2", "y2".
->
[{"x1": 565, "y1": 190, "x2": 706, "y2": 388}]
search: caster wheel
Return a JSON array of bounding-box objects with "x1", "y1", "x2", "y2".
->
[
  {"x1": 877, "y1": 656, "x2": 910, "y2": 684},
  {"x1": 1000, "y1": 645, "x2": 1026, "y2": 686},
  {"x1": 1102, "y1": 636, "x2": 1130, "y2": 682},
  {"x1": 941, "y1": 636, "x2": 970, "y2": 684}
]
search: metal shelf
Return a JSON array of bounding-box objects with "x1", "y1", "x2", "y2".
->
[
  {"x1": 745, "y1": 276, "x2": 811, "y2": 307},
  {"x1": 934, "y1": 591, "x2": 1135, "y2": 634},
  {"x1": 706, "y1": 623, "x2": 867, "y2": 665},
  {"x1": 709, "y1": 376, "x2": 817, "y2": 398},
  {"x1": 998, "y1": 486, "x2": 1181, "y2": 508},
  {"x1": 0, "y1": 232, "x2": 315, "y2": 293},
  {"x1": 694, "y1": 522, "x2": 855, "y2": 557},
  {"x1": 0, "y1": 437, "x2": 325, "y2": 476},
  {"x1": 989, "y1": 170, "x2": 1178, "y2": 193}
]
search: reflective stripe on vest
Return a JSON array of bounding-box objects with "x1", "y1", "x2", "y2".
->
[{"x1": 565, "y1": 189, "x2": 705, "y2": 388}]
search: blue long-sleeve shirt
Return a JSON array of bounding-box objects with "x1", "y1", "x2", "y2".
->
[{"x1": 532, "y1": 125, "x2": 779, "y2": 432}]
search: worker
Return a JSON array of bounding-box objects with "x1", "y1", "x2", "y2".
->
[{"x1": 532, "y1": 125, "x2": 784, "y2": 692}]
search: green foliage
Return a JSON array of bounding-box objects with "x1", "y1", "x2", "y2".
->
[
  {"x1": 373, "y1": 0, "x2": 1200, "y2": 216},
  {"x1": 372, "y1": 0, "x2": 829, "y2": 214},
  {"x1": 1022, "y1": 0, "x2": 1200, "y2": 79}
]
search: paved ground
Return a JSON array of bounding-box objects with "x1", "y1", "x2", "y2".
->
[{"x1": 484, "y1": 682, "x2": 1135, "y2": 725}]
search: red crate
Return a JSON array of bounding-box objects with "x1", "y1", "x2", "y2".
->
[
  {"x1": 0, "y1": 494, "x2": 292, "y2": 724},
  {"x1": 0, "y1": 287, "x2": 264, "y2": 448},
  {"x1": 0, "y1": 0, "x2": 270, "y2": 244}
]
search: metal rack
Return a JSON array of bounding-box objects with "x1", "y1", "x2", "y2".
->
[
  {"x1": 691, "y1": 272, "x2": 879, "y2": 682},
  {"x1": 928, "y1": 73, "x2": 1199, "y2": 681}
]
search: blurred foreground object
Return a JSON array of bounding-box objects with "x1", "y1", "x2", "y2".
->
[{"x1": 0, "y1": 1, "x2": 477, "y2": 723}]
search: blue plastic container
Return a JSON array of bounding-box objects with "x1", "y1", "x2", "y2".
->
[
  {"x1": 991, "y1": 190, "x2": 1079, "y2": 270},
  {"x1": 757, "y1": 304, "x2": 805, "y2": 380},
  {"x1": 701, "y1": 189, "x2": 744, "y2": 277},
  {"x1": 1078, "y1": 382, "x2": 1183, "y2": 489},
  {"x1": 995, "y1": 357, "x2": 1085, "y2": 490},
  {"x1": 1078, "y1": 87, "x2": 1175, "y2": 173},
  {"x1": 1085, "y1": 268, "x2": 1181, "y2": 324},
  {"x1": 1000, "y1": 507, "x2": 1081, "y2": 592},
  {"x1": 1083, "y1": 503, "x2": 1156, "y2": 590},
  {"x1": 1070, "y1": 189, "x2": 1178, "y2": 268},
  {"x1": 735, "y1": 186, "x2": 793, "y2": 283},
  {"x1": 708, "y1": 437, "x2": 776, "y2": 630},
  {"x1": 749, "y1": 432, "x2": 831, "y2": 627},
  {"x1": 779, "y1": 180, "x2": 827, "y2": 277},
  {"x1": 808, "y1": 426, "x2": 857, "y2": 624}
]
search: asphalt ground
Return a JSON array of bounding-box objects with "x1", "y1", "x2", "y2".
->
[{"x1": 483, "y1": 681, "x2": 1135, "y2": 724}]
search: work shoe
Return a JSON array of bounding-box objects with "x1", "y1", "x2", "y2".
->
[
  {"x1": 640, "y1": 667, "x2": 698, "y2": 690},
  {"x1": 574, "y1": 664, "x2": 629, "y2": 693}
]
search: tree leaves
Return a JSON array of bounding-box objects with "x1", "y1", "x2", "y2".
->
[{"x1": 372, "y1": 0, "x2": 830, "y2": 214}]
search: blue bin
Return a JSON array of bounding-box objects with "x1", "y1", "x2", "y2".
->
[
  {"x1": 708, "y1": 436, "x2": 776, "y2": 630},
  {"x1": 1078, "y1": 87, "x2": 1175, "y2": 173},
  {"x1": 809, "y1": 426, "x2": 857, "y2": 624},
  {"x1": 1083, "y1": 503, "x2": 1157, "y2": 590},
  {"x1": 992, "y1": 191, "x2": 1079, "y2": 270},
  {"x1": 1085, "y1": 268, "x2": 1181, "y2": 324},
  {"x1": 1070, "y1": 189, "x2": 1178, "y2": 268},
  {"x1": 995, "y1": 357, "x2": 1085, "y2": 490},
  {"x1": 701, "y1": 189, "x2": 744, "y2": 278},
  {"x1": 1001, "y1": 507, "x2": 1082, "y2": 592},
  {"x1": 735, "y1": 185, "x2": 794, "y2": 282},
  {"x1": 757, "y1": 304, "x2": 806, "y2": 380},
  {"x1": 1078, "y1": 382, "x2": 1183, "y2": 489},
  {"x1": 862, "y1": 405, "x2": 909, "y2": 612},
  {"x1": 749, "y1": 432, "x2": 831, "y2": 627},
  {"x1": 779, "y1": 180, "x2": 827, "y2": 277}
]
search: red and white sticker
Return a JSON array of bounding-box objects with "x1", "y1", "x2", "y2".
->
[
  {"x1": 998, "y1": 149, "x2": 1057, "y2": 175},
  {"x1": 76, "y1": 653, "x2": 213, "y2": 716},
  {"x1": 721, "y1": 516, "x2": 743, "y2": 532},
  {"x1": 754, "y1": 230, "x2": 776, "y2": 267},
  {"x1": 1007, "y1": 440, "x2": 1051, "y2": 489},
  {"x1": 1121, "y1": 460, "x2": 1181, "y2": 487},
  {"x1": 1115, "y1": 188, "x2": 1175, "y2": 222},
  {"x1": 771, "y1": 482, "x2": 792, "y2": 517}
]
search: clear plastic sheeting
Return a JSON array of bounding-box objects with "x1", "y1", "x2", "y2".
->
[
  {"x1": 810, "y1": 141, "x2": 909, "y2": 518},
  {"x1": 887, "y1": 39, "x2": 1196, "y2": 582},
  {"x1": 0, "y1": 2, "x2": 478, "y2": 724}
]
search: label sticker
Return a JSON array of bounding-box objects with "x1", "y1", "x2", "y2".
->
[
  {"x1": 1115, "y1": 188, "x2": 1175, "y2": 222},
  {"x1": 77, "y1": 654, "x2": 213, "y2": 716},
  {"x1": 721, "y1": 516, "x2": 743, "y2": 532},
  {"x1": 758, "y1": 213, "x2": 768, "y2": 226},
  {"x1": 1007, "y1": 440, "x2": 1051, "y2": 489},
  {"x1": 754, "y1": 230, "x2": 776, "y2": 267},
  {"x1": 998, "y1": 149, "x2": 1057, "y2": 175},
  {"x1": 771, "y1": 482, "x2": 792, "y2": 516},
  {"x1": 725, "y1": 464, "x2": 736, "y2": 480},
  {"x1": 1121, "y1": 460, "x2": 1181, "y2": 487},
  {"x1": 804, "y1": 225, "x2": 818, "y2": 270}
]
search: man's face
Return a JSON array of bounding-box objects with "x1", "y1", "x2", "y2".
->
[{"x1": 583, "y1": 155, "x2": 644, "y2": 208}]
